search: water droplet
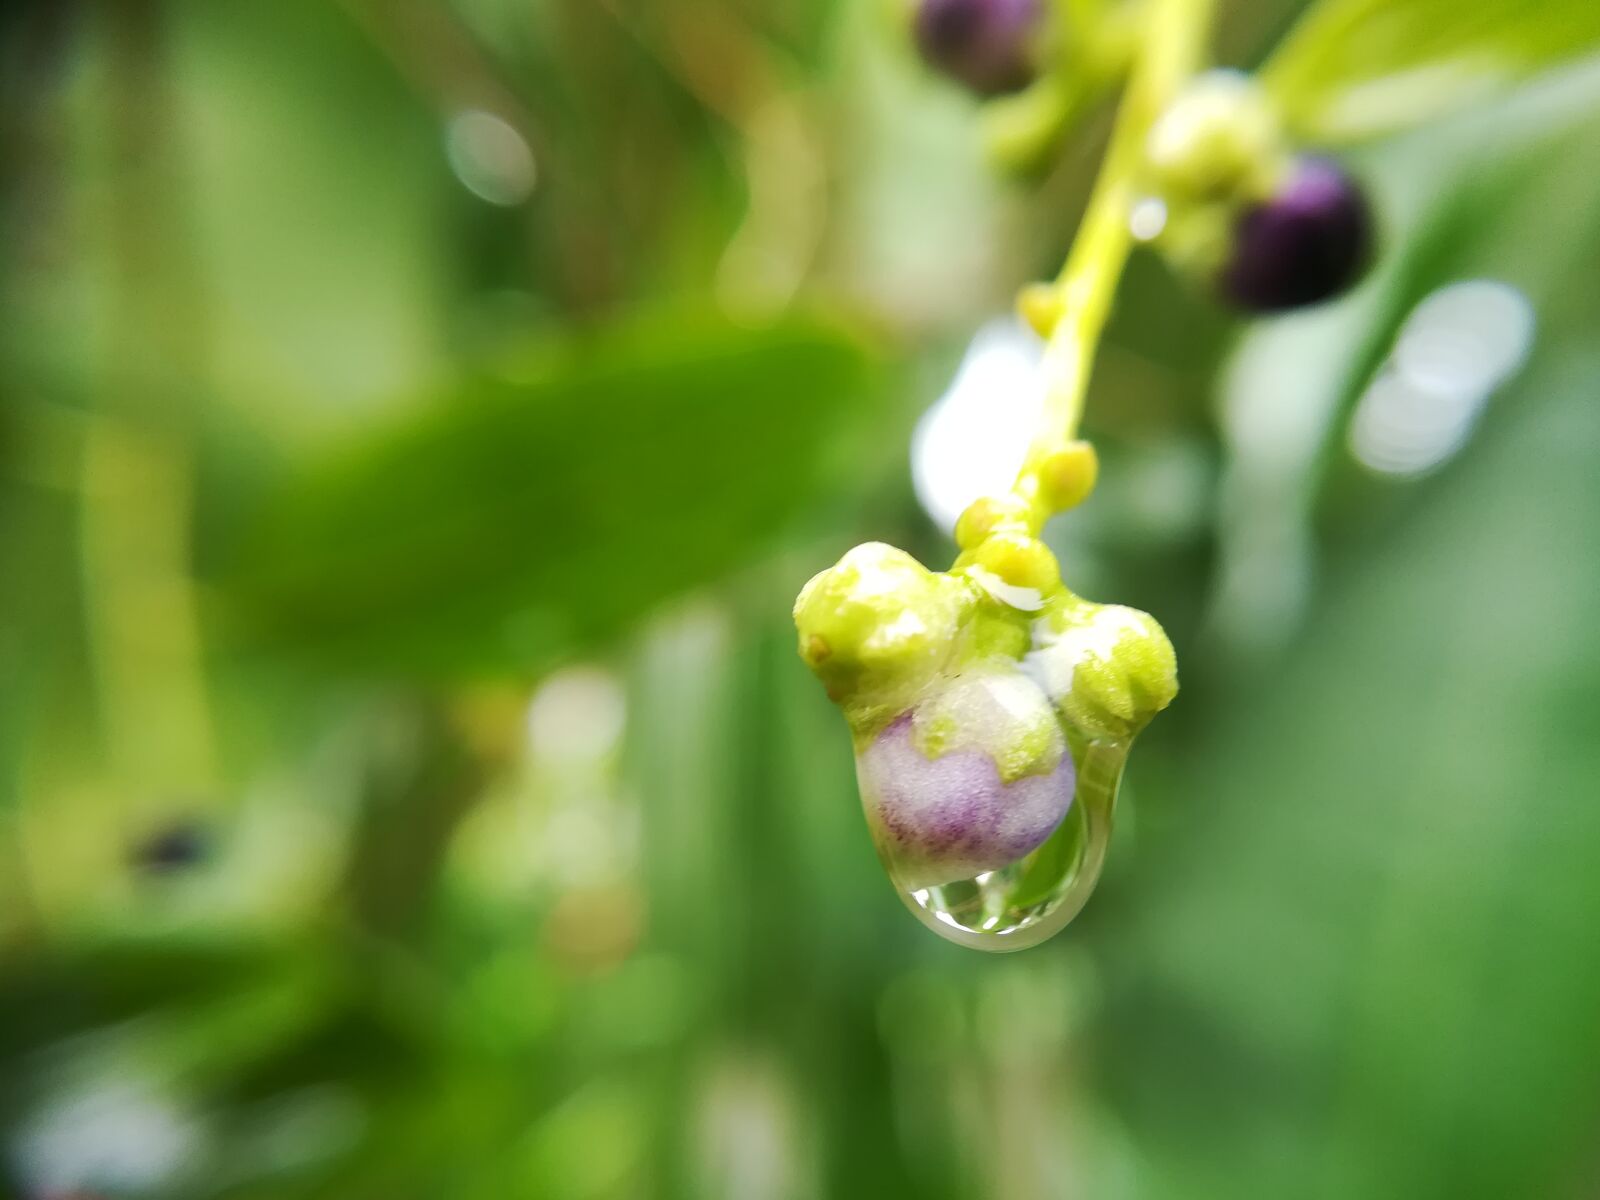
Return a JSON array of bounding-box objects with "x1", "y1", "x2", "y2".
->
[{"x1": 854, "y1": 670, "x2": 1131, "y2": 952}]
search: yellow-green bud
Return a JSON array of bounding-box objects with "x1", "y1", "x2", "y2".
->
[
  {"x1": 1025, "y1": 599, "x2": 1177, "y2": 741},
  {"x1": 954, "y1": 494, "x2": 1033, "y2": 551},
  {"x1": 965, "y1": 531, "x2": 1060, "y2": 594},
  {"x1": 1145, "y1": 71, "x2": 1285, "y2": 205},
  {"x1": 793, "y1": 543, "x2": 973, "y2": 727},
  {"x1": 1038, "y1": 440, "x2": 1098, "y2": 513},
  {"x1": 1016, "y1": 282, "x2": 1063, "y2": 337}
]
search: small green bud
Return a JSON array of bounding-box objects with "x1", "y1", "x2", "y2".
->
[
  {"x1": 954, "y1": 494, "x2": 1033, "y2": 550},
  {"x1": 962, "y1": 530, "x2": 1061, "y2": 594},
  {"x1": 1150, "y1": 201, "x2": 1234, "y2": 278},
  {"x1": 1037, "y1": 440, "x2": 1098, "y2": 513},
  {"x1": 794, "y1": 542, "x2": 974, "y2": 729},
  {"x1": 1145, "y1": 70, "x2": 1285, "y2": 205},
  {"x1": 1016, "y1": 281, "x2": 1063, "y2": 337},
  {"x1": 1025, "y1": 599, "x2": 1177, "y2": 741}
]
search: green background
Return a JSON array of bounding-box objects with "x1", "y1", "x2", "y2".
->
[{"x1": 1, "y1": 0, "x2": 1597, "y2": 1196}]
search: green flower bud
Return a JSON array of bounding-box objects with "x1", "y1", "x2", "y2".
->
[
  {"x1": 1145, "y1": 70, "x2": 1285, "y2": 205},
  {"x1": 963, "y1": 530, "x2": 1061, "y2": 595},
  {"x1": 954, "y1": 494, "x2": 1033, "y2": 551},
  {"x1": 1036, "y1": 440, "x2": 1098, "y2": 513},
  {"x1": 1024, "y1": 598, "x2": 1177, "y2": 741},
  {"x1": 794, "y1": 542, "x2": 975, "y2": 732}
]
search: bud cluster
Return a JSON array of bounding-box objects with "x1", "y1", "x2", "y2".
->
[
  {"x1": 794, "y1": 510, "x2": 1175, "y2": 889},
  {"x1": 1141, "y1": 71, "x2": 1373, "y2": 311}
]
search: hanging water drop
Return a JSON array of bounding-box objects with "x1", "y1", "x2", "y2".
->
[{"x1": 870, "y1": 729, "x2": 1132, "y2": 953}]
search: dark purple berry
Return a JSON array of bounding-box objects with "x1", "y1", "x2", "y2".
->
[
  {"x1": 1221, "y1": 158, "x2": 1373, "y2": 312},
  {"x1": 914, "y1": 0, "x2": 1040, "y2": 97}
]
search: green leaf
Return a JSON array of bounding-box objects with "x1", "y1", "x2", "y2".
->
[
  {"x1": 210, "y1": 315, "x2": 892, "y2": 677},
  {"x1": 1261, "y1": 0, "x2": 1600, "y2": 142}
]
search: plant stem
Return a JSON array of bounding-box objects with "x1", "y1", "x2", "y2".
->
[{"x1": 1012, "y1": 0, "x2": 1214, "y2": 525}]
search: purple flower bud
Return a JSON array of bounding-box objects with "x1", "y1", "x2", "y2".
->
[
  {"x1": 1221, "y1": 157, "x2": 1373, "y2": 312},
  {"x1": 857, "y1": 713, "x2": 1075, "y2": 890},
  {"x1": 914, "y1": 0, "x2": 1040, "y2": 97}
]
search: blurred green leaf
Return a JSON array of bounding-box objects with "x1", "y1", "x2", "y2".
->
[
  {"x1": 1262, "y1": 0, "x2": 1600, "y2": 142},
  {"x1": 210, "y1": 316, "x2": 892, "y2": 676},
  {"x1": 174, "y1": 0, "x2": 453, "y2": 428},
  {"x1": 1113, "y1": 334, "x2": 1600, "y2": 1200}
]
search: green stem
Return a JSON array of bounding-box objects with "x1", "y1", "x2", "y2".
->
[{"x1": 1011, "y1": 0, "x2": 1214, "y2": 526}]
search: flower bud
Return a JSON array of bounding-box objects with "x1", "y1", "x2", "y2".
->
[
  {"x1": 794, "y1": 542, "x2": 974, "y2": 723},
  {"x1": 1025, "y1": 599, "x2": 1177, "y2": 741},
  {"x1": 914, "y1": 0, "x2": 1042, "y2": 97},
  {"x1": 857, "y1": 669, "x2": 1074, "y2": 889},
  {"x1": 1220, "y1": 157, "x2": 1373, "y2": 312},
  {"x1": 1037, "y1": 440, "x2": 1098, "y2": 513},
  {"x1": 967, "y1": 531, "x2": 1060, "y2": 594},
  {"x1": 1016, "y1": 282, "x2": 1063, "y2": 337},
  {"x1": 1146, "y1": 71, "x2": 1284, "y2": 204},
  {"x1": 954, "y1": 494, "x2": 1032, "y2": 551}
]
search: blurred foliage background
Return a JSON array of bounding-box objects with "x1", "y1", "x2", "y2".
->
[{"x1": 2, "y1": 0, "x2": 1599, "y2": 1197}]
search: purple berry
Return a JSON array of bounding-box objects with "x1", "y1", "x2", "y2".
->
[
  {"x1": 857, "y1": 714, "x2": 1075, "y2": 890},
  {"x1": 914, "y1": 0, "x2": 1040, "y2": 97},
  {"x1": 1221, "y1": 157, "x2": 1373, "y2": 312}
]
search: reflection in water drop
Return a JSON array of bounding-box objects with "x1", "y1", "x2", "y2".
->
[{"x1": 860, "y1": 729, "x2": 1129, "y2": 953}]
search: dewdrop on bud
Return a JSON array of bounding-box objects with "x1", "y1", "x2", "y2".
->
[
  {"x1": 794, "y1": 542, "x2": 1088, "y2": 945},
  {"x1": 858, "y1": 672, "x2": 1076, "y2": 890}
]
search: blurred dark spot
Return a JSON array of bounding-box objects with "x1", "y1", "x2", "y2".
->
[
  {"x1": 914, "y1": 0, "x2": 1040, "y2": 97},
  {"x1": 130, "y1": 820, "x2": 211, "y2": 873},
  {"x1": 0, "y1": 0, "x2": 78, "y2": 102}
]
